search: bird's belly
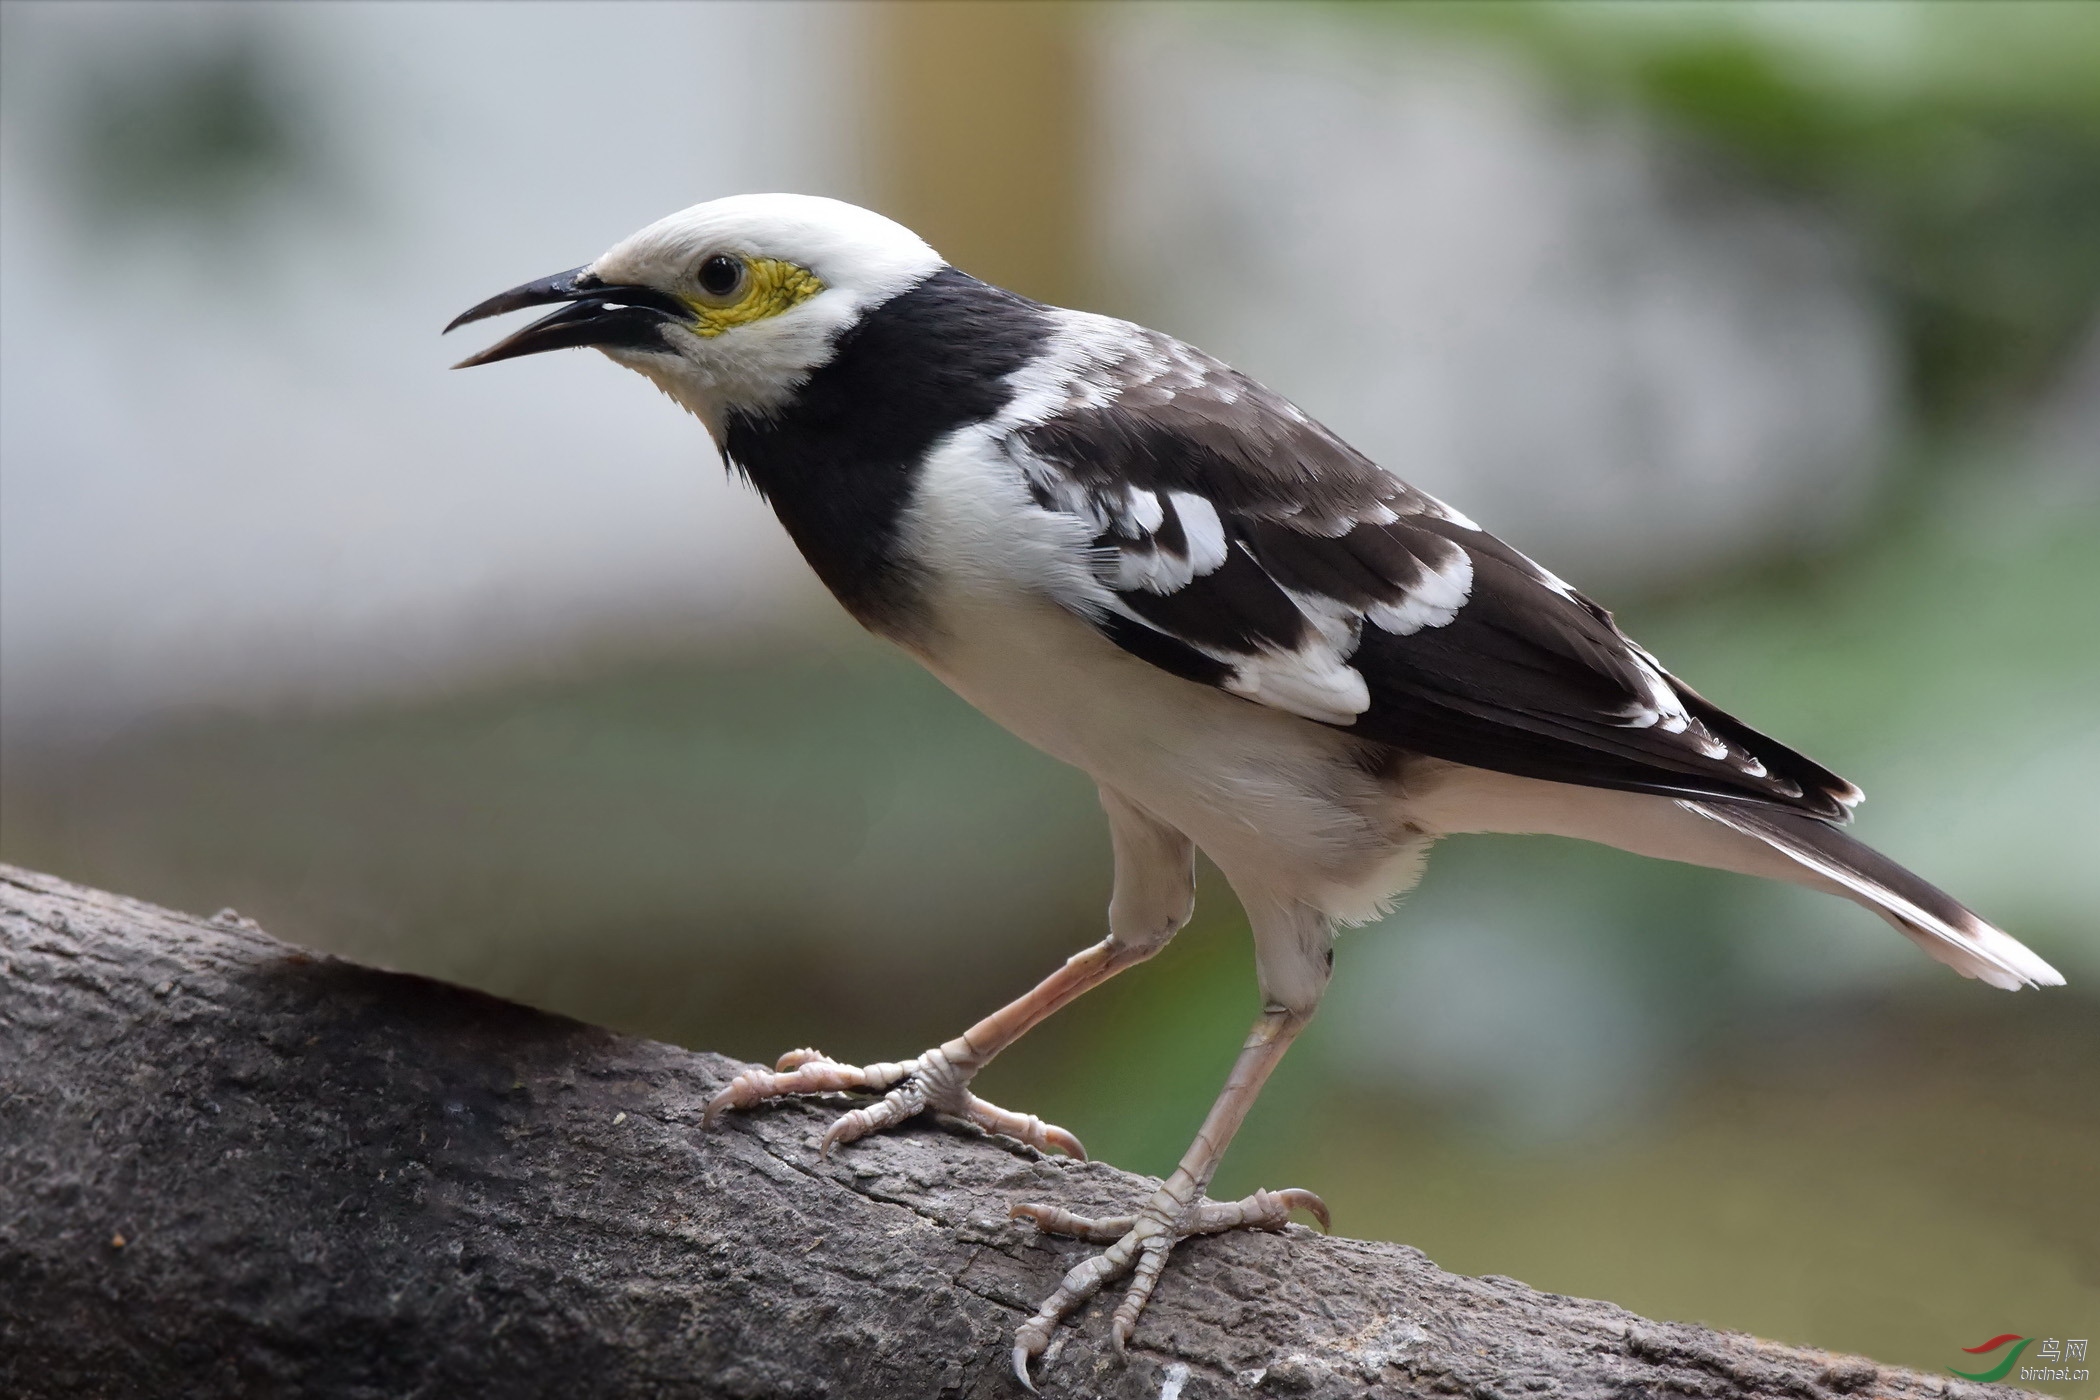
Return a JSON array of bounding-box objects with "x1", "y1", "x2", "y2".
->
[{"x1": 906, "y1": 583, "x2": 1416, "y2": 914}]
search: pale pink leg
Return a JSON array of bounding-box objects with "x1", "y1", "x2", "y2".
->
[
  {"x1": 703, "y1": 938, "x2": 1151, "y2": 1158},
  {"x1": 1007, "y1": 1007, "x2": 1327, "y2": 1390}
]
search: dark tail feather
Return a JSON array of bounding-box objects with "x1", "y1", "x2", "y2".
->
[{"x1": 1686, "y1": 800, "x2": 2063, "y2": 991}]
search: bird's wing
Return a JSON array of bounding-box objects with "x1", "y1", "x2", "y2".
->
[{"x1": 1004, "y1": 314, "x2": 1862, "y2": 819}]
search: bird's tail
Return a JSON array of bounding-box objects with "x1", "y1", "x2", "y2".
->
[{"x1": 1684, "y1": 800, "x2": 2064, "y2": 991}]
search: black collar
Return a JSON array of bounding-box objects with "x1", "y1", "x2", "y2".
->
[{"x1": 724, "y1": 267, "x2": 1053, "y2": 637}]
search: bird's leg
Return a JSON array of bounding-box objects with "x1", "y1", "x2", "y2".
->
[
  {"x1": 704, "y1": 937, "x2": 1150, "y2": 1156},
  {"x1": 1007, "y1": 892, "x2": 1334, "y2": 1384},
  {"x1": 705, "y1": 787, "x2": 1195, "y2": 1159},
  {"x1": 1008, "y1": 1002, "x2": 1324, "y2": 1388}
]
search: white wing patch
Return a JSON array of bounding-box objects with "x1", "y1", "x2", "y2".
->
[
  {"x1": 1614, "y1": 640, "x2": 1740, "y2": 760},
  {"x1": 1420, "y1": 494, "x2": 1482, "y2": 532},
  {"x1": 997, "y1": 315, "x2": 1142, "y2": 426},
  {"x1": 1222, "y1": 648, "x2": 1370, "y2": 725},
  {"x1": 1016, "y1": 459, "x2": 1478, "y2": 728},
  {"x1": 1170, "y1": 491, "x2": 1229, "y2": 574},
  {"x1": 1233, "y1": 583, "x2": 1374, "y2": 724},
  {"x1": 998, "y1": 309, "x2": 1217, "y2": 429},
  {"x1": 1115, "y1": 544, "x2": 1190, "y2": 594},
  {"x1": 1365, "y1": 545, "x2": 1473, "y2": 636},
  {"x1": 1109, "y1": 490, "x2": 1232, "y2": 595}
]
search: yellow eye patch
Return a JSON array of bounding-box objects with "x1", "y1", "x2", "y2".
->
[{"x1": 681, "y1": 257, "x2": 825, "y2": 337}]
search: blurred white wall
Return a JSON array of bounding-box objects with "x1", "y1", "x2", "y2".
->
[
  {"x1": 1, "y1": 1, "x2": 855, "y2": 745},
  {"x1": 1094, "y1": 7, "x2": 1899, "y2": 592}
]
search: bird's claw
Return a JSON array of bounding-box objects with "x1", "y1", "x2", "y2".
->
[
  {"x1": 701, "y1": 1047, "x2": 914, "y2": 1126},
  {"x1": 702, "y1": 1045, "x2": 1086, "y2": 1160},
  {"x1": 1009, "y1": 1185, "x2": 1327, "y2": 1382}
]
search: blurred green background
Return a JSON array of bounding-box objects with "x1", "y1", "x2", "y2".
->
[{"x1": 2, "y1": 1, "x2": 2094, "y2": 1388}]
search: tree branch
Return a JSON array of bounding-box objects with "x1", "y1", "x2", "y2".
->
[{"x1": 0, "y1": 865, "x2": 2021, "y2": 1399}]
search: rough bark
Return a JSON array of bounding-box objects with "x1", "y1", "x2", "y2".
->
[{"x1": 0, "y1": 864, "x2": 2026, "y2": 1400}]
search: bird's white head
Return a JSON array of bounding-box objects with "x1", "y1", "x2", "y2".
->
[{"x1": 447, "y1": 194, "x2": 943, "y2": 433}]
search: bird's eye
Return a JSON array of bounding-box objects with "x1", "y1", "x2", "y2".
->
[{"x1": 696, "y1": 254, "x2": 747, "y2": 301}]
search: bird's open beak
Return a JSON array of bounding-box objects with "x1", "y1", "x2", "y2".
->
[{"x1": 444, "y1": 265, "x2": 690, "y2": 368}]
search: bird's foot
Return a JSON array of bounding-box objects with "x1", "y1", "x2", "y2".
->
[
  {"x1": 1007, "y1": 1183, "x2": 1328, "y2": 1388},
  {"x1": 703, "y1": 1045, "x2": 1086, "y2": 1159}
]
